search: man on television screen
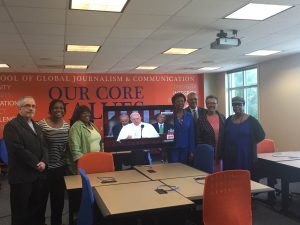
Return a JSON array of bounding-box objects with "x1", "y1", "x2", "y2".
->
[
  {"x1": 112, "y1": 113, "x2": 130, "y2": 138},
  {"x1": 117, "y1": 112, "x2": 159, "y2": 141}
]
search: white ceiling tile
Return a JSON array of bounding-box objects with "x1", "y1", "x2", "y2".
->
[
  {"x1": 0, "y1": 6, "x2": 11, "y2": 22},
  {"x1": 15, "y1": 22, "x2": 65, "y2": 35},
  {"x1": 66, "y1": 25, "x2": 112, "y2": 37},
  {"x1": 109, "y1": 28, "x2": 154, "y2": 38},
  {"x1": 125, "y1": 0, "x2": 190, "y2": 15},
  {"x1": 0, "y1": 22, "x2": 18, "y2": 34},
  {"x1": 22, "y1": 34, "x2": 64, "y2": 45},
  {"x1": 65, "y1": 35, "x2": 105, "y2": 46},
  {"x1": 8, "y1": 7, "x2": 65, "y2": 24},
  {"x1": 64, "y1": 53, "x2": 96, "y2": 64},
  {"x1": 3, "y1": 0, "x2": 67, "y2": 9},
  {"x1": 0, "y1": 34, "x2": 23, "y2": 43},
  {"x1": 116, "y1": 14, "x2": 170, "y2": 29}
]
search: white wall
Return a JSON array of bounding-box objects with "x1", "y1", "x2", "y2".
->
[{"x1": 204, "y1": 53, "x2": 300, "y2": 151}]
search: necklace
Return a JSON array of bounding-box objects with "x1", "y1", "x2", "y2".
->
[{"x1": 233, "y1": 114, "x2": 244, "y2": 124}]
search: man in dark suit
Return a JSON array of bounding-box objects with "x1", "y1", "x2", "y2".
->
[
  {"x1": 112, "y1": 114, "x2": 129, "y2": 138},
  {"x1": 185, "y1": 92, "x2": 206, "y2": 124},
  {"x1": 3, "y1": 96, "x2": 48, "y2": 225},
  {"x1": 152, "y1": 113, "x2": 172, "y2": 135}
]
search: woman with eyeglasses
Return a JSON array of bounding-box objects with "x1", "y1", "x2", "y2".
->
[
  {"x1": 222, "y1": 96, "x2": 265, "y2": 172},
  {"x1": 196, "y1": 95, "x2": 225, "y2": 171},
  {"x1": 67, "y1": 105, "x2": 102, "y2": 174}
]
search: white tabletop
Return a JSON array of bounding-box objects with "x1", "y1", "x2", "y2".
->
[
  {"x1": 93, "y1": 180, "x2": 194, "y2": 217},
  {"x1": 64, "y1": 170, "x2": 150, "y2": 190},
  {"x1": 160, "y1": 177, "x2": 274, "y2": 200},
  {"x1": 277, "y1": 160, "x2": 300, "y2": 168},
  {"x1": 134, "y1": 163, "x2": 208, "y2": 180},
  {"x1": 258, "y1": 151, "x2": 300, "y2": 162}
]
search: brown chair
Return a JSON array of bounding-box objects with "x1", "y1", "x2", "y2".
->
[
  {"x1": 257, "y1": 139, "x2": 275, "y2": 153},
  {"x1": 203, "y1": 170, "x2": 252, "y2": 225},
  {"x1": 77, "y1": 152, "x2": 115, "y2": 174}
]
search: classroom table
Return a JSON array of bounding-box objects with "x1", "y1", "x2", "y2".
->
[
  {"x1": 256, "y1": 151, "x2": 300, "y2": 212},
  {"x1": 64, "y1": 170, "x2": 150, "y2": 225},
  {"x1": 258, "y1": 151, "x2": 300, "y2": 162},
  {"x1": 64, "y1": 169, "x2": 150, "y2": 190},
  {"x1": 134, "y1": 163, "x2": 208, "y2": 180},
  {"x1": 93, "y1": 180, "x2": 194, "y2": 217},
  {"x1": 160, "y1": 176, "x2": 274, "y2": 201}
]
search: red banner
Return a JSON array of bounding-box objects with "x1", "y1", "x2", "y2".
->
[{"x1": 0, "y1": 73, "x2": 204, "y2": 138}]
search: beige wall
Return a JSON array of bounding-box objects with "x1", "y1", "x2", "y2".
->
[
  {"x1": 204, "y1": 73, "x2": 226, "y2": 115},
  {"x1": 259, "y1": 53, "x2": 300, "y2": 150},
  {"x1": 204, "y1": 53, "x2": 300, "y2": 151}
]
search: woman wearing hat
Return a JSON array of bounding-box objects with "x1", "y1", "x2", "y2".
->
[{"x1": 222, "y1": 96, "x2": 265, "y2": 172}]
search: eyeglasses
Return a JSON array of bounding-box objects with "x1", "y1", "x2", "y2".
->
[
  {"x1": 232, "y1": 103, "x2": 243, "y2": 107},
  {"x1": 22, "y1": 104, "x2": 36, "y2": 109}
]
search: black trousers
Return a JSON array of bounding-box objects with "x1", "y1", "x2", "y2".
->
[
  {"x1": 41, "y1": 166, "x2": 66, "y2": 225},
  {"x1": 10, "y1": 177, "x2": 47, "y2": 225}
]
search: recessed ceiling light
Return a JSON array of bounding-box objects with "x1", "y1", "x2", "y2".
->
[
  {"x1": 245, "y1": 50, "x2": 281, "y2": 56},
  {"x1": 65, "y1": 65, "x2": 88, "y2": 69},
  {"x1": 198, "y1": 67, "x2": 220, "y2": 71},
  {"x1": 136, "y1": 66, "x2": 158, "y2": 70},
  {"x1": 0, "y1": 64, "x2": 9, "y2": 68},
  {"x1": 225, "y1": 3, "x2": 292, "y2": 21},
  {"x1": 67, "y1": 45, "x2": 100, "y2": 53},
  {"x1": 70, "y1": 0, "x2": 128, "y2": 12},
  {"x1": 163, "y1": 48, "x2": 198, "y2": 55}
]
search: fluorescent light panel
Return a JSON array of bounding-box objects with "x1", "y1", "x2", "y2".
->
[
  {"x1": 198, "y1": 67, "x2": 220, "y2": 71},
  {"x1": 67, "y1": 45, "x2": 100, "y2": 52},
  {"x1": 65, "y1": 65, "x2": 88, "y2": 69},
  {"x1": 71, "y1": 0, "x2": 128, "y2": 12},
  {"x1": 136, "y1": 66, "x2": 158, "y2": 70},
  {"x1": 0, "y1": 64, "x2": 9, "y2": 68},
  {"x1": 226, "y1": 3, "x2": 292, "y2": 21},
  {"x1": 163, "y1": 48, "x2": 198, "y2": 55},
  {"x1": 246, "y1": 50, "x2": 281, "y2": 56}
]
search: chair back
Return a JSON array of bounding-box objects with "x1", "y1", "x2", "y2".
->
[
  {"x1": 203, "y1": 170, "x2": 252, "y2": 225},
  {"x1": 0, "y1": 139, "x2": 8, "y2": 165},
  {"x1": 77, "y1": 152, "x2": 115, "y2": 174},
  {"x1": 257, "y1": 139, "x2": 275, "y2": 153},
  {"x1": 78, "y1": 168, "x2": 94, "y2": 225},
  {"x1": 193, "y1": 144, "x2": 214, "y2": 173}
]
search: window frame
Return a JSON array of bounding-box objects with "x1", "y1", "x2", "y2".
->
[{"x1": 226, "y1": 65, "x2": 259, "y2": 119}]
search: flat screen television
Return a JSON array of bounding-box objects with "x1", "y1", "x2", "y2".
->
[{"x1": 103, "y1": 105, "x2": 175, "y2": 152}]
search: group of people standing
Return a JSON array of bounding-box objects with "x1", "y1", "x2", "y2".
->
[
  {"x1": 3, "y1": 92, "x2": 265, "y2": 225},
  {"x1": 3, "y1": 96, "x2": 102, "y2": 225},
  {"x1": 170, "y1": 92, "x2": 265, "y2": 173}
]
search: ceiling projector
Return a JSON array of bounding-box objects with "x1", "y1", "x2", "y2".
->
[{"x1": 210, "y1": 30, "x2": 241, "y2": 49}]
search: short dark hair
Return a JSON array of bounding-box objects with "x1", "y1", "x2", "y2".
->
[
  {"x1": 48, "y1": 99, "x2": 66, "y2": 113},
  {"x1": 171, "y1": 92, "x2": 186, "y2": 104},
  {"x1": 70, "y1": 105, "x2": 91, "y2": 126},
  {"x1": 205, "y1": 95, "x2": 218, "y2": 103}
]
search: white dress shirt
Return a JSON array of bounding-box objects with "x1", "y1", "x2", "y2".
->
[{"x1": 117, "y1": 122, "x2": 159, "y2": 141}]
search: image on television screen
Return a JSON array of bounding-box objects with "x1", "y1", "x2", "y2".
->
[{"x1": 103, "y1": 105, "x2": 175, "y2": 152}]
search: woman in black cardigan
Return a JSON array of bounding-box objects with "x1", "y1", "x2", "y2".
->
[{"x1": 196, "y1": 95, "x2": 225, "y2": 171}]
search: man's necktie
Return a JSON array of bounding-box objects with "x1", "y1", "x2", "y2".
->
[
  {"x1": 159, "y1": 124, "x2": 164, "y2": 134},
  {"x1": 193, "y1": 109, "x2": 198, "y2": 122}
]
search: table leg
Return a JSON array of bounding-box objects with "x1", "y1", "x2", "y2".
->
[{"x1": 281, "y1": 178, "x2": 290, "y2": 212}]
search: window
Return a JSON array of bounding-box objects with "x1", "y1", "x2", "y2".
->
[{"x1": 226, "y1": 67, "x2": 258, "y2": 119}]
